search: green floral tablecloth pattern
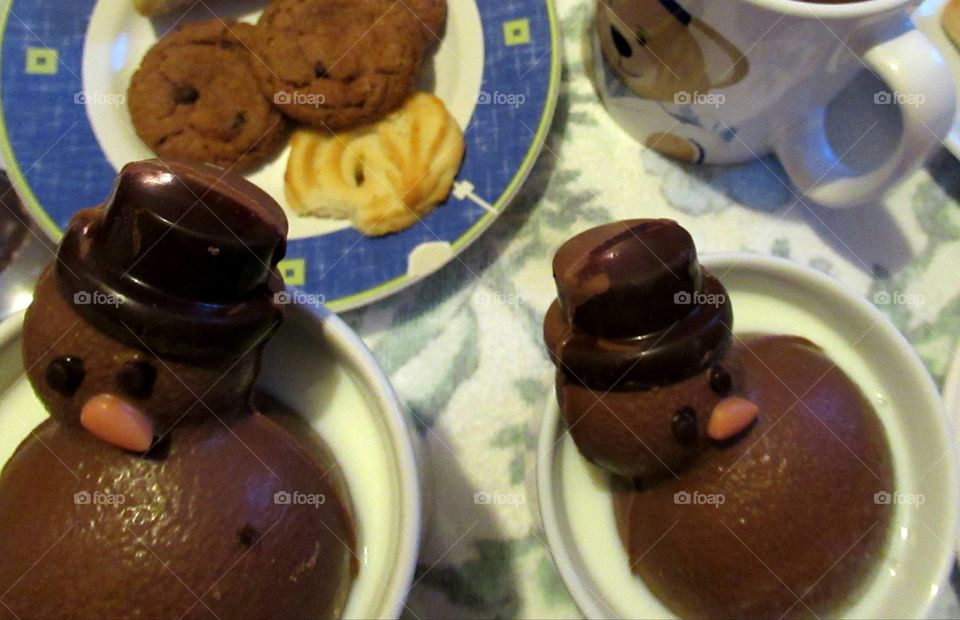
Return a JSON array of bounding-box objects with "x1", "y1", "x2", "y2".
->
[{"x1": 344, "y1": 1, "x2": 960, "y2": 617}]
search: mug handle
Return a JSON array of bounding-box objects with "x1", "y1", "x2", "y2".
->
[{"x1": 772, "y1": 25, "x2": 955, "y2": 208}]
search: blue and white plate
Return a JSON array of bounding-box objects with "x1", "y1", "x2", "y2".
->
[{"x1": 0, "y1": 0, "x2": 560, "y2": 311}]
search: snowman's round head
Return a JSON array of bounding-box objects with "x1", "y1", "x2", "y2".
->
[
  {"x1": 22, "y1": 160, "x2": 289, "y2": 452},
  {"x1": 545, "y1": 219, "x2": 759, "y2": 478},
  {"x1": 23, "y1": 273, "x2": 263, "y2": 452}
]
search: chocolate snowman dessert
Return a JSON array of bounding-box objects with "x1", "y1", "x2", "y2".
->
[
  {"x1": 0, "y1": 161, "x2": 356, "y2": 620},
  {"x1": 544, "y1": 219, "x2": 749, "y2": 479},
  {"x1": 545, "y1": 220, "x2": 894, "y2": 618}
]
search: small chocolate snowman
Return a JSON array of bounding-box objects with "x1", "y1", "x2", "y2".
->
[{"x1": 544, "y1": 219, "x2": 758, "y2": 478}]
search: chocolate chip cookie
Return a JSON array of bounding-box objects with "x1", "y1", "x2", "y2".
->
[
  {"x1": 408, "y1": 0, "x2": 447, "y2": 44},
  {"x1": 128, "y1": 19, "x2": 288, "y2": 171},
  {"x1": 249, "y1": 0, "x2": 428, "y2": 130}
]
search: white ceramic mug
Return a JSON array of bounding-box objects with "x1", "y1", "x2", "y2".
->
[{"x1": 593, "y1": 0, "x2": 957, "y2": 208}]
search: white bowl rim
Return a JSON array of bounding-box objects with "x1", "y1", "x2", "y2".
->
[
  {"x1": 0, "y1": 302, "x2": 423, "y2": 620},
  {"x1": 293, "y1": 303, "x2": 423, "y2": 619},
  {"x1": 537, "y1": 251, "x2": 960, "y2": 619}
]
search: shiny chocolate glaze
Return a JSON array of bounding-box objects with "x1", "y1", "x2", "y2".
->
[
  {"x1": 553, "y1": 219, "x2": 700, "y2": 337},
  {"x1": 56, "y1": 160, "x2": 287, "y2": 360},
  {"x1": 0, "y1": 412, "x2": 356, "y2": 620},
  {"x1": 614, "y1": 335, "x2": 894, "y2": 618},
  {"x1": 545, "y1": 219, "x2": 732, "y2": 391},
  {"x1": 24, "y1": 266, "x2": 259, "y2": 433},
  {"x1": 1, "y1": 160, "x2": 357, "y2": 619},
  {"x1": 545, "y1": 219, "x2": 735, "y2": 477}
]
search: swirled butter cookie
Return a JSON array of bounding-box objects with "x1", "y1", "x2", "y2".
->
[{"x1": 284, "y1": 92, "x2": 464, "y2": 236}]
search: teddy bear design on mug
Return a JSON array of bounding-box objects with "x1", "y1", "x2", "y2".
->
[
  {"x1": 596, "y1": 0, "x2": 749, "y2": 162},
  {"x1": 591, "y1": 0, "x2": 956, "y2": 208}
]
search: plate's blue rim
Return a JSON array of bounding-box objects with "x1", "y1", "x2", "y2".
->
[
  {"x1": 329, "y1": 0, "x2": 562, "y2": 311},
  {"x1": 0, "y1": 3, "x2": 58, "y2": 241},
  {"x1": 0, "y1": 0, "x2": 562, "y2": 312}
]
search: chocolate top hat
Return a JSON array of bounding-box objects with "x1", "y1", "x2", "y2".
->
[
  {"x1": 544, "y1": 219, "x2": 732, "y2": 389},
  {"x1": 56, "y1": 160, "x2": 288, "y2": 360}
]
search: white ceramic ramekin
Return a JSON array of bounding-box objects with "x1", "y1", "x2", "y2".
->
[
  {"x1": 0, "y1": 302, "x2": 422, "y2": 620},
  {"x1": 537, "y1": 254, "x2": 958, "y2": 619}
]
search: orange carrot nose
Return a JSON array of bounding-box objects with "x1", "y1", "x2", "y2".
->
[
  {"x1": 707, "y1": 397, "x2": 759, "y2": 441},
  {"x1": 80, "y1": 394, "x2": 155, "y2": 452}
]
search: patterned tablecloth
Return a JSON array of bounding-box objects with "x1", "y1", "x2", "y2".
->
[{"x1": 340, "y1": 1, "x2": 960, "y2": 618}]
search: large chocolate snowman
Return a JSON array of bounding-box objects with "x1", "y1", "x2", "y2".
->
[{"x1": 0, "y1": 161, "x2": 356, "y2": 620}]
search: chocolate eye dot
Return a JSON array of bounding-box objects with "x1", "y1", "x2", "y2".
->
[
  {"x1": 116, "y1": 361, "x2": 157, "y2": 399},
  {"x1": 672, "y1": 406, "x2": 698, "y2": 445},
  {"x1": 46, "y1": 356, "x2": 85, "y2": 396},
  {"x1": 709, "y1": 364, "x2": 732, "y2": 396}
]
